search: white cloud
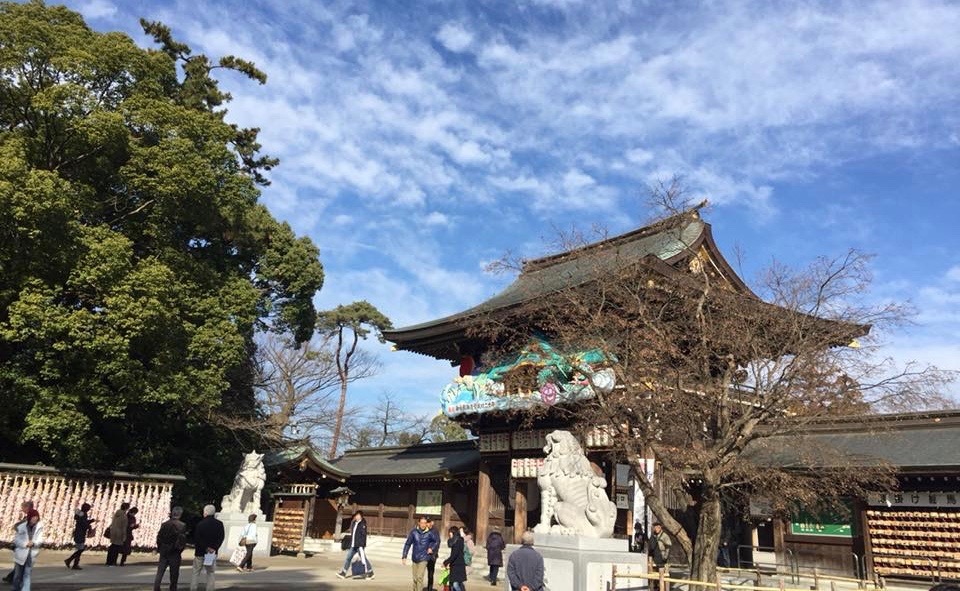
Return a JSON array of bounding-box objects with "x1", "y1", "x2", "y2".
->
[
  {"x1": 946, "y1": 265, "x2": 960, "y2": 283},
  {"x1": 436, "y1": 22, "x2": 474, "y2": 52},
  {"x1": 423, "y1": 211, "x2": 451, "y2": 226},
  {"x1": 77, "y1": 0, "x2": 116, "y2": 19}
]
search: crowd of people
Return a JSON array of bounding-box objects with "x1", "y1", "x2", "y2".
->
[
  {"x1": 333, "y1": 510, "x2": 544, "y2": 591},
  {"x1": 2, "y1": 497, "x2": 670, "y2": 591},
  {"x1": 2, "y1": 499, "x2": 239, "y2": 591}
]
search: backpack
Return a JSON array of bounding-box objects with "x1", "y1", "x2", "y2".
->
[{"x1": 463, "y1": 544, "x2": 473, "y2": 566}]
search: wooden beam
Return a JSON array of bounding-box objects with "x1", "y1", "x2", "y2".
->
[
  {"x1": 514, "y1": 479, "x2": 528, "y2": 544},
  {"x1": 476, "y1": 461, "x2": 492, "y2": 543},
  {"x1": 441, "y1": 482, "x2": 453, "y2": 535}
]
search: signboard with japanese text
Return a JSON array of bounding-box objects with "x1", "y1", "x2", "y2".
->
[
  {"x1": 416, "y1": 490, "x2": 442, "y2": 515},
  {"x1": 790, "y1": 504, "x2": 852, "y2": 538},
  {"x1": 868, "y1": 491, "x2": 960, "y2": 508}
]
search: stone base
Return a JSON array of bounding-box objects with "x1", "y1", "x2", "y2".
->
[
  {"x1": 217, "y1": 512, "x2": 274, "y2": 558},
  {"x1": 503, "y1": 535, "x2": 647, "y2": 591}
]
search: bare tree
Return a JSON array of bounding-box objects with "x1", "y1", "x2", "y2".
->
[
  {"x1": 221, "y1": 333, "x2": 377, "y2": 449},
  {"x1": 343, "y1": 392, "x2": 433, "y2": 448},
  {"x1": 473, "y1": 203, "x2": 952, "y2": 582}
]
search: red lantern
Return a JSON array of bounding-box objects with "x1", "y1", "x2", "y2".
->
[{"x1": 459, "y1": 355, "x2": 475, "y2": 377}]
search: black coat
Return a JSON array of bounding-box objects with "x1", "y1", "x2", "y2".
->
[
  {"x1": 156, "y1": 519, "x2": 187, "y2": 557},
  {"x1": 349, "y1": 518, "x2": 368, "y2": 548},
  {"x1": 193, "y1": 516, "x2": 225, "y2": 557},
  {"x1": 72, "y1": 511, "x2": 92, "y2": 545},
  {"x1": 443, "y1": 534, "x2": 467, "y2": 583},
  {"x1": 486, "y1": 531, "x2": 506, "y2": 566}
]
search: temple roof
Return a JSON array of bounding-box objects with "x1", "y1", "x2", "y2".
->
[
  {"x1": 746, "y1": 410, "x2": 960, "y2": 470},
  {"x1": 264, "y1": 445, "x2": 350, "y2": 482},
  {"x1": 385, "y1": 208, "x2": 752, "y2": 361},
  {"x1": 332, "y1": 440, "x2": 479, "y2": 480}
]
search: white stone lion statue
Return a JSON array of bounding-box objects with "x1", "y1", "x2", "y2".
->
[
  {"x1": 221, "y1": 451, "x2": 266, "y2": 515},
  {"x1": 533, "y1": 430, "x2": 617, "y2": 538}
]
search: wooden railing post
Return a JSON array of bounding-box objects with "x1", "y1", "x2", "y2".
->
[{"x1": 611, "y1": 564, "x2": 618, "y2": 591}]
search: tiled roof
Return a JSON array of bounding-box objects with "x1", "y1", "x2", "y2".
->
[
  {"x1": 384, "y1": 209, "x2": 751, "y2": 361},
  {"x1": 747, "y1": 411, "x2": 960, "y2": 469},
  {"x1": 332, "y1": 440, "x2": 479, "y2": 479}
]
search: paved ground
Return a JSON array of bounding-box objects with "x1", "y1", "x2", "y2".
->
[{"x1": 4, "y1": 549, "x2": 504, "y2": 590}]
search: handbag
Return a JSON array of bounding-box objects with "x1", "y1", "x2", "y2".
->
[
  {"x1": 229, "y1": 546, "x2": 246, "y2": 567},
  {"x1": 239, "y1": 537, "x2": 247, "y2": 546},
  {"x1": 86, "y1": 528, "x2": 95, "y2": 539},
  {"x1": 103, "y1": 527, "x2": 111, "y2": 538}
]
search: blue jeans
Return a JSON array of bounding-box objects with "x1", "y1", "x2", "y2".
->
[
  {"x1": 12, "y1": 562, "x2": 31, "y2": 591},
  {"x1": 341, "y1": 547, "x2": 372, "y2": 575},
  {"x1": 451, "y1": 582, "x2": 466, "y2": 591}
]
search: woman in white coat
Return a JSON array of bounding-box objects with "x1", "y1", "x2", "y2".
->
[{"x1": 13, "y1": 509, "x2": 43, "y2": 591}]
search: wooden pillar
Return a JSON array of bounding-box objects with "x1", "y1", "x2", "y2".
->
[
  {"x1": 854, "y1": 498, "x2": 873, "y2": 580},
  {"x1": 514, "y1": 479, "x2": 528, "y2": 543},
  {"x1": 477, "y1": 461, "x2": 492, "y2": 544},
  {"x1": 441, "y1": 482, "x2": 453, "y2": 535}
]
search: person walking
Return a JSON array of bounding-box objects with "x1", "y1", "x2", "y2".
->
[
  {"x1": 650, "y1": 522, "x2": 673, "y2": 591},
  {"x1": 336, "y1": 510, "x2": 373, "y2": 579},
  {"x1": 443, "y1": 526, "x2": 468, "y2": 591},
  {"x1": 485, "y1": 527, "x2": 506, "y2": 586},
  {"x1": 237, "y1": 514, "x2": 259, "y2": 573},
  {"x1": 190, "y1": 505, "x2": 224, "y2": 591},
  {"x1": 12, "y1": 509, "x2": 43, "y2": 591},
  {"x1": 507, "y1": 531, "x2": 545, "y2": 591},
  {"x1": 461, "y1": 527, "x2": 476, "y2": 574},
  {"x1": 402, "y1": 516, "x2": 439, "y2": 591},
  {"x1": 154, "y1": 507, "x2": 187, "y2": 591},
  {"x1": 120, "y1": 506, "x2": 140, "y2": 566},
  {"x1": 4, "y1": 501, "x2": 34, "y2": 583},
  {"x1": 106, "y1": 502, "x2": 130, "y2": 566},
  {"x1": 425, "y1": 517, "x2": 440, "y2": 591},
  {"x1": 64, "y1": 503, "x2": 96, "y2": 570}
]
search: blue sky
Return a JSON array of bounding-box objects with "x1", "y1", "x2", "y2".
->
[{"x1": 66, "y1": 0, "x2": 960, "y2": 417}]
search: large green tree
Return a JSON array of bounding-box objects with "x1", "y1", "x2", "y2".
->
[{"x1": 0, "y1": 1, "x2": 323, "y2": 507}]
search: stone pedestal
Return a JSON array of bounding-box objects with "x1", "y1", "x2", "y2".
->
[
  {"x1": 217, "y1": 512, "x2": 274, "y2": 558},
  {"x1": 501, "y1": 534, "x2": 647, "y2": 591}
]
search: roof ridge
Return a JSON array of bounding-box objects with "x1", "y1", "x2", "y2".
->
[{"x1": 521, "y1": 207, "x2": 704, "y2": 273}]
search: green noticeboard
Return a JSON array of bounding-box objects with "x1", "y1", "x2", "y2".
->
[
  {"x1": 790, "y1": 507, "x2": 852, "y2": 537},
  {"x1": 790, "y1": 521, "x2": 852, "y2": 537}
]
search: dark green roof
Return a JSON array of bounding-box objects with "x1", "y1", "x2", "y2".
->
[
  {"x1": 747, "y1": 410, "x2": 960, "y2": 470},
  {"x1": 384, "y1": 209, "x2": 753, "y2": 361},
  {"x1": 264, "y1": 445, "x2": 350, "y2": 481},
  {"x1": 332, "y1": 440, "x2": 479, "y2": 480}
]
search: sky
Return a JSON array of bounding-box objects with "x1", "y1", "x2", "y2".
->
[{"x1": 64, "y1": 0, "x2": 960, "y2": 418}]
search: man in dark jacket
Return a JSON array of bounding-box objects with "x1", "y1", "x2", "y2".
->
[
  {"x1": 190, "y1": 505, "x2": 224, "y2": 591},
  {"x1": 649, "y1": 522, "x2": 673, "y2": 591},
  {"x1": 402, "y1": 517, "x2": 439, "y2": 591},
  {"x1": 508, "y1": 531, "x2": 545, "y2": 591},
  {"x1": 154, "y1": 506, "x2": 187, "y2": 591},
  {"x1": 337, "y1": 510, "x2": 374, "y2": 580}
]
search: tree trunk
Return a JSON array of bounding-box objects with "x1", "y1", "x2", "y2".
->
[
  {"x1": 632, "y1": 462, "x2": 694, "y2": 562},
  {"x1": 329, "y1": 379, "x2": 348, "y2": 458},
  {"x1": 691, "y1": 488, "x2": 722, "y2": 583}
]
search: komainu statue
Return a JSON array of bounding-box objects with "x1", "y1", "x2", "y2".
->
[
  {"x1": 533, "y1": 430, "x2": 617, "y2": 538},
  {"x1": 221, "y1": 451, "x2": 266, "y2": 515}
]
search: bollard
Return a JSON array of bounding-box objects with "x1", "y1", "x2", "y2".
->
[
  {"x1": 813, "y1": 567, "x2": 819, "y2": 591},
  {"x1": 830, "y1": 581, "x2": 837, "y2": 591}
]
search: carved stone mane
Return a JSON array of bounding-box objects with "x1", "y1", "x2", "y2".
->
[
  {"x1": 533, "y1": 430, "x2": 617, "y2": 538},
  {"x1": 221, "y1": 451, "x2": 266, "y2": 516}
]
